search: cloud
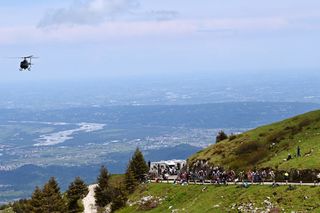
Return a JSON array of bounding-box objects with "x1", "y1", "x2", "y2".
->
[
  {"x1": 197, "y1": 17, "x2": 289, "y2": 32},
  {"x1": 38, "y1": 0, "x2": 139, "y2": 27},
  {"x1": 143, "y1": 10, "x2": 179, "y2": 21},
  {"x1": 38, "y1": 0, "x2": 178, "y2": 28},
  {"x1": 0, "y1": 20, "x2": 192, "y2": 45},
  {"x1": 4, "y1": 15, "x2": 320, "y2": 45}
]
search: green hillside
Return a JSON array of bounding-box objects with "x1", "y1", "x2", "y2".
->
[
  {"x1": 118, "y1": 184, "x2": 320, "y2": 212},
  {"x1": 189, "y1": 110, "x2": 320, "y2": 171}
]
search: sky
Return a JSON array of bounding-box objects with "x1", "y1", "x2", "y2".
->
[{"x1": 1, "y1": 0, "x2": 320, "y2": 81}]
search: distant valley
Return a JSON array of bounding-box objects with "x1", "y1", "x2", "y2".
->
[{"x1": 0, "y1": 102, "x2": 319, "y2": 203}]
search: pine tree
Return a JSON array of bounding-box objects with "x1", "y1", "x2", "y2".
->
[
  {"x1": 29, "y1": 187, "x2": 43, "y2": 213},
  {"x1": 130, "y1": 148, "x2": 149, "y2": 183},
  {"x1": 66, "y1": 176, "x2": 89, "y2": 213},
  {"x1": 111, "y1": 185, "x2": 128, "y2": 212},
  {"x1": 94, "y1": 165, "x2": 113, "y2": 207},
  {"x1": 124, "y1": 164, "x2": 138, "y2": 194},
  {"x1": 42, "y1": 177, "x2": 67, "y2": 213}
]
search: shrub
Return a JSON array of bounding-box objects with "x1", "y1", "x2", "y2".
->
[
  {"x1": 235, "y1": 141, "x2": 262, "y2": 155},
  {"x1": 228, "y1": 134, "x2": 237, "y2": 141},
  {"x1": 258, "y1": 133, "x2": 266, "y2": 137},
  {"x1": 246, "y1": 149, "x2": 269, "y2": 165},
  {"x1": 298, "y1": 118, "x2": 312, "y2": 129},
  {"x1": 266, "y1": 130, "x2": 286, "y2": 143},
  {"x1": 216, "y1": 131, "x2": 228, "y2": 143}
]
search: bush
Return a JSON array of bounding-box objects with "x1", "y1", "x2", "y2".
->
[
  {"x1": 228, "y1": 134, "x2": 237, "y2": 141},
  {"x1": 246, "y1": 149, "x2": 269, "y2": 165},
  {"x1": 216, "y1": 131, "x2": 228, "y2": 143},
  {"x1": 298, "y1": 119, "x2": 312, "y2": 129},
  {"x1": 266, "y1": 130, "x2": 286, "y2": 143},
  {"x1": 258, "y1": 133, "x2": 266, "y2": 137},
  {"x1": 235, "y1": 141, "x2": 262, "y2": 155}
]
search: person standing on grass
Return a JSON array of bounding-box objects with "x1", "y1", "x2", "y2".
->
[
  {"x1": 287, "y1": 153, "x2": 292, "y2": 161},
  {"x1": 297, "y1": 146, "x2": 301, "y2": 157}
]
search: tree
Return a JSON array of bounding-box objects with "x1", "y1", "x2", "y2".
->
[
  {"x1": 94, "y1": 166, "x2": 113, "y2": 207},
  {"x1": 12, "y1": 199, "x2": 31, "y2": 213},
  {"x1": 111, "y1": 185, "x2": 128, "y2": 212},
  {"x1": 66, "y1": 176, "x2": 89, "y2": 213},
  {"x1": 129, "y1": 148, "x2": 149, "y2": 183},
  {"x1": 29, "y1": 178, "x2": 67, "y2": 213},
  {"x1": 42, "y1": 177, "x2": 67, "y2": 213},
  {"x1": 124, "y1": 164, "x2": 138, "y2": 194},
  {"x1": 216, "y1": 130, "x2": 228, "y2": 143},
  {"x1": 29, "y1": 187, "x2": 43, "y2": 213}
]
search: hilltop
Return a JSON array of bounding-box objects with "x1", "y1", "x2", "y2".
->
[{"x1": 189, "y1": 110, "x2": 320, "y2": 171}]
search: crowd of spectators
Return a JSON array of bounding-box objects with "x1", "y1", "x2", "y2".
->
[
  {"x1": 174, "y1": 166, "x2": 276, "y2": 185},
  {"x1": 149, "y1": 159, "x2": 320, "y2": 185}
]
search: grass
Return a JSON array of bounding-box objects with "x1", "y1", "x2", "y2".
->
[
  {"x1": 189, "y1": 110, "x2": 320, "y2": 171},
  {"x1": 110, "y1": 174, "x2": 125, "y2": 186},
  {"x1": 117, "y1": 183, "x2": 320, "y2": 212},
  {"x1": 0, "y1": 208, "x2": 14, "y2": 213}
]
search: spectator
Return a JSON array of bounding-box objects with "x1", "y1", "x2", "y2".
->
[
  {"x1": 284, "y1": 172, "x2": 289, "y2": 184},
  {"x1": 297, "y1": 146, "x2": 301, "y2": 157},
  {"x1": 238, "y1": 171, "x2": 244, "y2": 182},
  {"x1": 316, "y1": 173, "x2": 320, "y2": 186},
  {"x1": 269, "y1": 170, "x2": 275, "y2": 183},
  {"x1": 261, "y1": 170, "x2": 267, "y2": 184},
  {"x1": 198, "y1": 170, "x2": 204, "y2": 184},
  {"x1": 247, "y1": 170, "x2": 253, "y2": 183}
]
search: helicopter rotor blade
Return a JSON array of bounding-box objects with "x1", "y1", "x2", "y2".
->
[
  {"x1": 26, "y1": 56, "x2": 39, "y2": 59},
  {"x1": 4, "y1": 56, "x2": 39, "y2": 59},
  {"x1": 4, "y1": 57, "x2": 23, "y2": 59}
]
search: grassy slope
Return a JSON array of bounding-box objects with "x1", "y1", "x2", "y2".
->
[
  {"x1": 189, "y1": 110, "x2": 320, "y2": 171},
  {"x1": 118, "y1": 184, "x2": 320, "y2": 212}
]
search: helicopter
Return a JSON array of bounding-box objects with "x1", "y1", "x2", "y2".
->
[
  {"x1": 18, "y1": 55, "x2": 38, "y2": 71},
  {"x1": 7, "y1": 55, "x2": 39, "y2": 71}
]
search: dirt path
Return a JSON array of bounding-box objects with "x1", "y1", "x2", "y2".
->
[
  {"x1": 152, "y1": 179, "x2": 319, "y2": 186},
  {"x1": 83, "y1": 184, "x2": 98, "y2": 213}
]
